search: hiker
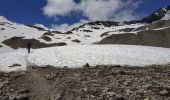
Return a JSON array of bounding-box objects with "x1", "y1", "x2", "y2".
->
[{"x1": 26, "y1": 42, "x2": 32, "y2": 53}]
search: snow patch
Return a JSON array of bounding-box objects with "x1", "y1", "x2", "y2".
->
[
  {"x1": 1, "y1": 45, "x2": 170, "y2": 72},
  {"x1": 34, "y1": 24, "x2": 49, "y2": 30},
  {"x1": 162, "y1": 11, "x2": 170, "y2": 20}
]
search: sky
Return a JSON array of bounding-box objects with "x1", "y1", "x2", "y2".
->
[{"x1": 0, "y1": 0, "x2": 170, "y2": 32}]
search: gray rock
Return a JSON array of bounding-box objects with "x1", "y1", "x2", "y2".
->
[
  {"x1": 9, "y1": 95, "x2": 16, "y2": 100},
  {"x1": 83, "y1": 63, "x2": 90, "y2": 68},
  {"x1": 2, "y1": 80, "x2": 9, "y2": 84},
  {"x1": 0, "y1": 83, "x2": 4, "y2": 89},
  {"x1": 83, "y1": 87, "x2": 88, "y2": 92},
  {"x1": 102, "y1": 87, "x2": 109, "y2": 93},
  {"x1": 9, "y1": 89, "x2": 15, "y2": 92},
  {"x1": 115, "y1": 95, "x2": 125, "y2": 100},
  {"x1": 144, "y1": 97, "x2": 150, "y2": 100},
  {"x1": 159, "y1": 89, "x2": 169, "y2": 96},
  {"x1": 106, "y1": 92, "x2": 115, "y2": 97},
  {"x1": 51, "y1": 93, "x2": 61, "y2": 100},
  {"x1": 64, "y1": 66, "x2": 68, "y2": 68},
  {"x1": 15, "y1": 95, "x2": 29, "y2": 100},
  {"x1": 137, "y1": 89, "x2": 147, "y2": 95},
  {"x1": 46, "y1": 74, "x2": 55, "y2": 80},
  {"x1": 165, "y1": 85, "x2": 170, "y2": 90},
  {"x1": 126, "y1": 89, "x2": 133, "y2": 95},
  {"x1": 124, "y1": 80, "x2": 130, "y2": 86},
  {"x1": 18, "y1": 88, "x2": 29, "y2": 93},
  {"x1": 142, "y1": 84, "x2": 150, "y2": 89}
]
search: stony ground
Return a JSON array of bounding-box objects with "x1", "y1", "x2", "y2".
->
[{"x1": 0, "y1": 64, "x2": 170, "y2": 100}]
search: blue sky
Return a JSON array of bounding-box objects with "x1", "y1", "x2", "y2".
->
[{"x1": 0, "y1": 0, "x2": 169, "y2": 29}]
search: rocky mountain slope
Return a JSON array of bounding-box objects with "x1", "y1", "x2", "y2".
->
[{"x1": 98, "y1": 20, "x2": 170, "y2": 48}]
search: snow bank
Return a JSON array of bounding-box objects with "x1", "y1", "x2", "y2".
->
[
  {"x1": 0, "y1": 49, "x2": 28, "y2": 72},
  {"x1": 1, "y1": 45, "x2": 170, "y2": 72}
]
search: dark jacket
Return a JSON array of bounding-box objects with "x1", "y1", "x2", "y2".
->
[{"x1": 26, "y1": 42, "x2": 32, "y2": 48}]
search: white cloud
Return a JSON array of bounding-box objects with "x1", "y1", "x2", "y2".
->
[
  {"x1": 78, "y1": 0, "x2": 122, "y2": 21},
  {"x1": 44, "y1": 0, "x2": 144, "y2": 32},
  {"x1": 43, "y1": 0, "x2": 143, "y2": 21},
  {"x1": 43, "y1": 0, "x2": 76, "y2": 17},
  {"x1": 113, "y1": 9, "x2": 138, "y2": 22}
]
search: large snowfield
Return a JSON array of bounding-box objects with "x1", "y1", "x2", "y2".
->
[{"x1": 0, "y1": 45, "x2": 170, "y2": 72}]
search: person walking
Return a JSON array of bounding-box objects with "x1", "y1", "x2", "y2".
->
[{"x1": 26, "y1": 42, "x2": 32, "y2": 53}]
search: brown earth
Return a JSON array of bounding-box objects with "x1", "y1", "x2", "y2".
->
[{"x1": 0, "y1": 65, "x2": 170, "y2": 100}]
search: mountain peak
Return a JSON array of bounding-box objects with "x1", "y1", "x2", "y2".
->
[
  {"x1": 0, "y1": 16, "x2": 11, "y2": 23},
  {"x1": 141, "y1": 5, "x2": 170, "y2": 23}
]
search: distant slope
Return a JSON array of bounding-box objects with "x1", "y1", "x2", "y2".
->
[
  {"x1": 98, "y1": 19, "x2": 170, "y2": 48},
  {"x1": 0, "y1": 17, "x2": 68, "y2": 53}
]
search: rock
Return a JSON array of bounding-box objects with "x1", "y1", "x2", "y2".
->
[
  {"x1": 102, "y1": 87, "x2": 109, "y2": 93},
  {"x1": 9, "y1": 89, "x2": 15, "y2": 92},
  {"x1": 126, "y1": 89, "x2": 133, "y2": 95},
  {"x1": 159, "y1": 89, "x2": 169, "y2": 96},
  {"x1": 165, "y1": 86, "x2": 170, "y2": 90},
  {"x1": 72, "y1": 39, "x2": 81, "y2": 43},
  {"x1": 11, "y1": 73, "x2": 21, "y2": 79},
  {"x1": 137, "y1": 89, "x2": 147, "y2": 96},
  {"x1": 0, "y1": 83, "x2": 4, "y2": 89},
  {"x1": 142, "y1": 84, "x2": 150, "y2": 89},
  {"x1": 90, "y1": 95, "x2": 95, "y2": 98},
  {"x1": 64, "y1": 66, "x2": 68, "y2": 68},
  {"x1": 144, "y1": 97, "x2": 150, "y2": 100},
  {"x1": 74, "y1": 73, "x2": 80, "y2": 77},
  {"x1": 106, "y1": 92, "x2": 115, "y2": 97},
  {"x1": 83, "y1": 87, "x2": 88, "y2": 92},
  {"x1": 83, "y1": 63, "x2": 90, "y2": 68},
  {"x1": 46, "y1": 74, "x2": 55, "y2": 80},
  {"x1": 15, "y1": 95, "x2": 29, "y2": 100},
  {"x1": 115, "y1": 95, "x2": 125, "y2": 100},
  {"x1": 18, "y1": 88, "x2": 29, "y2": 93},
  {"x1": 51, "y1": 93, "x2": 61, "y2": 100},
  {"x1": 123, "y1": 80, "x2": 131, "y2": 86},
  {"x1": 9, "y1": 95, "x2": 16, "y2": 100},
  {"x1": 3, "y1": 96, "x2": 9, "y2": 100},
  {"x1": 2, "y1": 80, "x2": 9, "y2": 84},
  {"x1": 9, "y1": 64, "x2": 21, "y2": 68}
]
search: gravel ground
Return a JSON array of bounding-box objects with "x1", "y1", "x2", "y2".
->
[{"x1": 0, "y1": 64, "x2": 170, "y2": 100}]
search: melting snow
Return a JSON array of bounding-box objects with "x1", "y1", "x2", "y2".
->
[{"x1": 0, "y1": 45, "x2": 170, "y2": 72}]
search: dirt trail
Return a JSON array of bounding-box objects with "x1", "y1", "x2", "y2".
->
[{"x1": 26, "y1": 67, "x2": 55, "y2": 100}]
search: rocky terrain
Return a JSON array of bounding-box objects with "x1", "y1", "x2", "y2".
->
[
  {"x1": 0, "y1": 64, "x2": 170, "y2": 100},
  {"x1": 98, "y1": 27, "x2": 170, "y2": 48}
]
